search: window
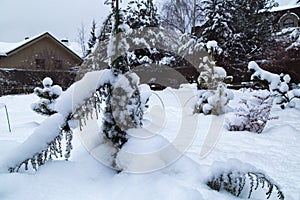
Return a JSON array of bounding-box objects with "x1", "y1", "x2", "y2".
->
[
  {"x1": 53, "y1": 60, "x2": 62, "y2": 69},
  {"x1": 283, "y1": 18, "x2": 295, "y2": 28},
  {"x1": 36, "y1": 59, "x2": 45, "y2": 68}
]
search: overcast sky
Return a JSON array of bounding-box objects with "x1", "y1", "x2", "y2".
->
[
  {"x1": 0, "y1": 0, "x2": 110, "y2": 42},
  {"x1": 0, "y1": 0, "x2": 297, "y2": 43}
]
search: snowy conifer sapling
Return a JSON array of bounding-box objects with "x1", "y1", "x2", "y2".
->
[
  {"x1": 194, "y1": 41, "x2": 233, "y2": 115},
  {"x1": 31, "y1": 77, "x2": 62, "y2": 116}
]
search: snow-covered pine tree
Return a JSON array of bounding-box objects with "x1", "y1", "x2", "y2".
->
[
  {"x1": 196, "y1": 0, "x2": 276, "y2": 79},
  {"x1": 199, "y1": 0, "x2": 234, "y2": 50},
  {"x1": 31, "y1": 77, "x2": 62, "y2": 116},
  {"x1": 124, "y1": 0, "x2": 159, "y2": 29},
  {"x1": 228, "y1": 0, "x2": 275, "y2": 61},
  {"x1": 194, "y1": 41, "x2": 233, "y2": 115},
  {"x1": 99, "y1": 0, "x2": 144, "y2": 149}
]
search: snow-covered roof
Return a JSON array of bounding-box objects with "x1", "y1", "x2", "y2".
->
[
  {"x1": 271, "y1": 4, "x2": 300, "y2": 12},
  {"x1": 0, "y1": 32, "x2": 82, "y2": 59}
]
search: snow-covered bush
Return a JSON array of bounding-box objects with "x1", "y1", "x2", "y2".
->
[
  {"x1": 31, "y1": 77, "x2": 62, "y2": 116},
  {"x1": 194, "y1": 84, "x2": 233, "y2": 115},
  {"x1": 249, "y1": 61, "x2": 300, "y2": 109},
  {"x1": 194, "y1": 41, "x2": 233, "y2": 115},
  {"x1": 226, "y1": 91, "x2": 278, "y2": 134},
  {"x1": 207, "y1": 171, "x2": 284, "y2": 200}
]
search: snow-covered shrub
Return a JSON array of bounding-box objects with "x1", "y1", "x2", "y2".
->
[
  {"x1": 194, "y1": 84, "x2": 233, "y2": 115},
  {"x1": 207, "y1": 171, "x2": 284, "y2": 200},
  {"x1": 31, "y1": 77, "x2": 62, "y2": 116},
  {"x1": 248, "y1": 61, "x2": 300, "y2": 109},
  {"x1": 226, "y1": 91, "x2": 278, "y2": 134},
  {"x1": 194, "y1": 41, "x2": 233, "y2": 115}
]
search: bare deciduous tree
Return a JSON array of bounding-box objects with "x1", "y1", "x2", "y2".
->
[
  {"x1": 77, "y1": 23, "x2": 87, "y2": 58},
  {"x1": 160, "y1": 0, "x2": 201, "y2": 34}
]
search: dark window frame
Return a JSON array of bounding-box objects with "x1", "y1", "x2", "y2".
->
[
  {"x1": 36, "y1": 58, "x2": 45, "y2": 69},
  {"x1": 53, "y1": 59, "x2": 62, "y2": 69}
]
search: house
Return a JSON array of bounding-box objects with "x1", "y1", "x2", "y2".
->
[
  {"x1": 272, "y1": 5, "x2": 300, "y2": 30},
  {"x1": 0, "y1": 32, "x2": 83, "y2": 70},
  {"x1": 0, "y1": 32, "x2": 83, "y2": 95}
]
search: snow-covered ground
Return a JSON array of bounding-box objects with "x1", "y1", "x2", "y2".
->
[{"x1": 0, "y1": 87, "x2": 300, "y2": 200}]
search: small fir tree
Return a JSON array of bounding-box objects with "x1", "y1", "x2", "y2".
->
[
  {"x1": 31, "y1": 77, "x2": 62, "y2": 116},
  {"x1": 194, "y1": 41, "x2": 233, "y2": 115}
]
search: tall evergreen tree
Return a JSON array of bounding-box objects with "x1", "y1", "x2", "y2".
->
[
  {"x1": 124, "y1": 0, "x2": 159, "y2": 29},
  {"x1": 86, "y1": 19, "x2": 98, "y2": 55},
  {"x1": 199, "y1": 0, "x2": 234, "y2": 51},
  {"x1": 197, "y1": 0, "x2": 276, "y2": 81},
  {"x1": 100, "y1": 0, "x2": 144, "y2": 148},
  {"x1": 228, "y1": 0, "x2": 275, "y2": 62}
]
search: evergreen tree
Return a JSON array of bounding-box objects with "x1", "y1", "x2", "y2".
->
[
  {"x1": 100, "y1": 0, "x2": 144, "y2": 149},
  {"x1": 199, "y1": 0, "x2": 234, "y2": 49},
  {"x1": 86, "y1": 19, "x2": 98, "y2": 55},
  {"x1": 228, "y1": 0, "x2": 275, "y2": 62},
  {"x1": 194, "y1": 41, "x2": 233, "y2": 115},
  {"x1": 31, "y1": 77, "x2": 62, "y2": 116},
  {"x1": 124, "y1": 0, "x2": 159, "y2": 29},
  {"x1": 197, "y1": 0, "x2": 276, "y2": 80}
]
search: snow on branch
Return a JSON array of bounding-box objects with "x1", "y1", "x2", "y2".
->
[
  {"x1": 0, "y1": 69, "x2": 145, "y2": 173},
  {"x1": 248, "y1": 61, "x2": 300, "y2": 109},
  {"x1": 206, "y1": 160, "x2": 285, "y2": 200},
  {"x1": 0, "y1": 114, "x2": 67, "y2": 172},
  {"x1": 0, "y1": 70, "x2": 114, "y2": 173}
]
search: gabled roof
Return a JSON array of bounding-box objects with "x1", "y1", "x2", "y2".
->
[{"x1": 0, "y1": 32, "x2": 83, "y2": 61}]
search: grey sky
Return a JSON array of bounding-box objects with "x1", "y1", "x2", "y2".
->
[
  {"x1": 0, "y1": 0, "x2": 110, "y2": 42},
  {"x1": 0, "y1": 0, "x2": 296, "y2": 43}
]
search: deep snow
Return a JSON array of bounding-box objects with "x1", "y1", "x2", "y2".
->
[{"x1": 0, "y1": 87, "x2": 300, "y2": 200}]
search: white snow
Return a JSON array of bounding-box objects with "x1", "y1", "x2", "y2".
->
[
  {"x1": 42, "y1": 77, "x2": 53, "y2": 87},
  {"x1": 248, "y1": 61, "x2": 281, "y2": 91},
  {"x1": 0, "y1": 86, "x2": 300, "y2": 199},
  {"x1": 55, "y1": 69, "x2": 113, "y2": 116},
  {"x1": 206, "y1": 40, "x2": 218, "y2": 50}
]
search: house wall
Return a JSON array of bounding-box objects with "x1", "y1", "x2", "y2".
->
[
  {"x1": 0, "y1": 37, "x2": 82, "y2": 70},
  {"x1": 274, "y1": 7, "x2": 300, "y2": 30}
]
